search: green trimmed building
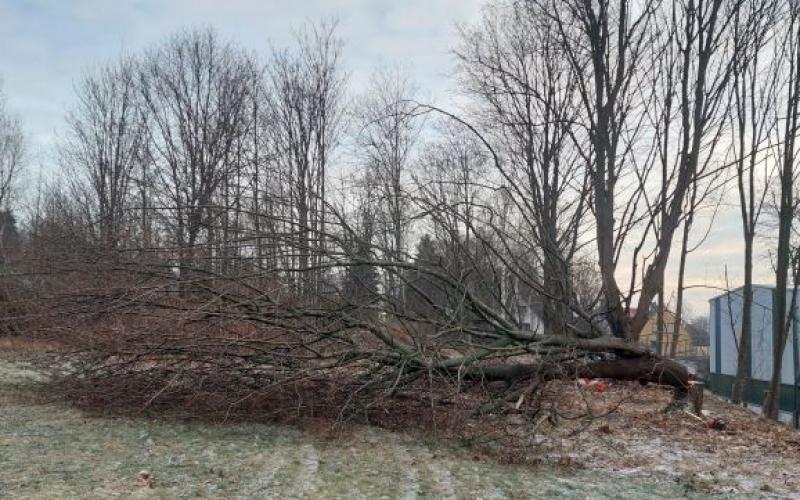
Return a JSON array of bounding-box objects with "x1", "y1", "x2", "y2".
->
[{"x1": 708, "y1": 285, "x2": 800, "y2": 424}]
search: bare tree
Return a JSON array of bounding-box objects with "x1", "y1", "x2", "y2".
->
[
  {"x1": 265, "y1": 21, "x2": 345, "y2": 297},
  {"x1": 61, "y1": 58, "x2": 147, "y2": 250},
  {"x1": 726, "y1": 0, "x2": 781, "y2": 401},
  {"x1": 0, "y1": 82, "x2": 23, "y2": 269},
  {"x1": 353, "y1": 66, "x2": 420, "y2": 307},
  {"x1": 543, "y1": 0, "x2": 748, "y2": 341},
  {"x1": 416, "y1": 122, "x2": 488, "y2": 263},
  {"x1": 139, "y1": 28, "x2": 256, "y2": 280},
  {"x1": 539, "y1": 0, "x2": 658, "y2": 339},
  {"x1": 0, "y1": 82, "x2": 23, "y2": 212},
  {"x1": 764, "y1": 2, "x2": 800, "y2": 420},
  {"x1": 455, "y1": 0, "x2": 589, "y2": 336},
  {"x1": 339, "y1": 176, "x2": 380, "y2": 316}
]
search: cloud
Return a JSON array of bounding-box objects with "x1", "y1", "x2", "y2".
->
[{"x1": 0, "y1": 0, "x2": 483, "y2": 166}]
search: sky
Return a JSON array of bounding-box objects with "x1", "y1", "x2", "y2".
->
[
  {"x1": 0, "y1": 0, "x2": 776, "y2": 318},
  {"x1": 0, "y1": 0, "x2": 483, "y2": 160}
]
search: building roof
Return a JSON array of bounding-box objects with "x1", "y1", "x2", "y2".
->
[{"x1": 708, "y1": 285, "x2": 799, "y2": 301}]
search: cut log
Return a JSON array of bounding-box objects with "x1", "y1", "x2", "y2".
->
[
  {"x1": 447, "y1": 337, "x2": 691, "y2": 399},
  {"x1": 576, "y1": 356, "x2": 690, "y2": 395}
]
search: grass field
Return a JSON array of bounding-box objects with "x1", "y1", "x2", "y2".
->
[{"x1": 0, "y1": 357, "x2": 718, "y2": 499}]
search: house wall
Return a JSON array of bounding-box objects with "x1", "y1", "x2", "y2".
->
[
  {"x1": 713, "y1": 292, "x2": 741, "y2": 377},
  {"x1": 637, "y1": 309, "x2": 694, "y2": 356},
  {"x1": 779, "y1": 290, "x2": 799, "y2": 385},
  {"x1": 750, "y1": 287, "x2": 776, "y2": 382}
]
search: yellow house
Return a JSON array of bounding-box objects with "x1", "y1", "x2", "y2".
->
[{"x1": 635, "y1": 307, "x2": 695, "y2": 356}]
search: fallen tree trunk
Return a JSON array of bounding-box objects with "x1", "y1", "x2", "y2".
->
[{"x1": 447, "y1": 336, "x2": 691, "y2": 398}]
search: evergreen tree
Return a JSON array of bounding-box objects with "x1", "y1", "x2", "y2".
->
[
  {"x1": 342, "y1": 209, "x2": 379, "y2": 311},
  {"x1": 405, "y1": 234, "x2": 447, "y2": 319},
  {"x1": 0, "y1": 210, "x2": 19, "y2": 263}
]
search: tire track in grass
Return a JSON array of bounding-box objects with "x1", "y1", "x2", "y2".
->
[
  {"x1": 307, "y1": 427, "x2": 415, "y2": 499},
  {"x1": 378, "y1": 430, "x2": 420, "y2": 500},
  {"x1": 397, "y1": 446, "x2": 420, "y2": 500},
  {"x1": 252, "y1": 442, "x2": 319, "y2": 499},
  {"x1": 414, "y1": 446, "x2": 456, "y2": 500},
  {"x1": 446, "y1": 458, "x2": 510, "y2": 499},
  {"x1": 292, "y1": 443, "x2": 320, "y2": 498},
  {"x1": 464, "y1": 473, "x2": 507, "y2": 500},
  {"x1": 236, "y1": 446, "x2": 293, "y2": 499},
  {"x1": 427, "y1": 460, "x2": 457, "y2": 499}
]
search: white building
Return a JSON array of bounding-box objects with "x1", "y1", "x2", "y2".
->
[{"x1": 708, "y1": 285, "x2": 800, "y2": 422}]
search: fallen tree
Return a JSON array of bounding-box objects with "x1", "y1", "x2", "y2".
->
[
  {"x1": 450, "y1": 336, "x2": 690, "y2": 394},
  {"x1": 31, "y1": 280, "x2": 691, "y2": 428}
]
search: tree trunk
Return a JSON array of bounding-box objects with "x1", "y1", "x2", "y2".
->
[
  {"x1": 451, "y1": 336, "x2": 691, "y2": 397},
  {"x1": 542, "y1": 247, "x2": 569, "y2": 336},
  {"x1": 671, "y1": 198, "x2": 696, "y2": 358},
  {"x1": 764, "y1": 11, "x2": 800, "y2": 419},
  {"x1": 656, "y1": 289, "x2": 666, "y2": 356},
  {"x1": 732, "y1": 239, "x2": 753, "y2": 404}
]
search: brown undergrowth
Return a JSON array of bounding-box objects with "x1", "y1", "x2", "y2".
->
[{"x1": 28, "y1": 348, "x2": 667, "y2": 466}]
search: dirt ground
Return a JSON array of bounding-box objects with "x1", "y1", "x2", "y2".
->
[{"x1": 513, "y1": 380, "x2": 800, "y2": 497}]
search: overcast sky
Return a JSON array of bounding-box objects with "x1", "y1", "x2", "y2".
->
[
  {"x1": 0, "y1": 0, "x2": 483, "y2": 159},
  {"x1": 0, "y1": 0, "x2": 775, "y2": 318}
]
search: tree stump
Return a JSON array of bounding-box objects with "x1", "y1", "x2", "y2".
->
[{"x1": 689, "y1": 382, "x2": 704, "y2": 415}]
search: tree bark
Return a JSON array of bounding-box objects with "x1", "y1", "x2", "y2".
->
[
  {"x1": 732, "y1": 245, "x2": 753, "y2": 404},
  {"x1": 656, "y1": 289, "x2": 666, "y2": 356},
  {"x1": 764, "y1": 8, "x2": 800, "y2": 420}
]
